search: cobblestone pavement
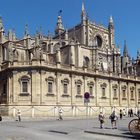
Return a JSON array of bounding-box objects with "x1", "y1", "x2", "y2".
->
[{"x1": 0, "y1": 116, "x2": 139, "y2": 140}]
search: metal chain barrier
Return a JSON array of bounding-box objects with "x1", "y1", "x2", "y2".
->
[
  {"x1": 33, "y1": 107, "x2": 54, "y2": 112},
  {"x1": 115, "y1": 107, "x2": 121, "y2": 111},
  {"x1": 77, "y1": 107, "x2": 86, "y2": 112},
  {"x1": 90, "y1": 107, "x2": 99, "y2": 112},
  {"x1": 61, "y1": 108, "x2": 72, "y2": 112},
  {"x1": 22, "y1": 107, "x2": 32, "y2": 112}
]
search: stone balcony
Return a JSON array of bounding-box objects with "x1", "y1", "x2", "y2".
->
[{"x1": 0, "y1": 60, "x2": 140, "y2": 82}]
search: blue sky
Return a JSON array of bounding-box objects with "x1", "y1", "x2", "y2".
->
[{"x1": 0, "y1": 0, "x2": 140, "y2": 58}]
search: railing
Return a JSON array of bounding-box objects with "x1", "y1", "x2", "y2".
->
[
  {"x1": 61, "y1": 64, "x2": 71, "y2": 70},
  {"x1": 1, "y1": 61, "x2": 140, "y2": 82},
  {"x1": 121, "y1": 74, "x2": 127, "y2": 78}
]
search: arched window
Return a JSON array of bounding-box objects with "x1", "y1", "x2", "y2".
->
[
  {"x1": 83, "y1": 56, "x2": 90, "y2": 67},
  {"x1": 46, "y1": 76, "x2": 54, "y2": 94},
  {"x1": 3, "y1": 47, "x2": 8, "y2": 61},
  {"x1": 19, "y1": 76, "x2": 30, "y2": 96},
  {"x1": 95, "y1": 35, "x2": 102, "y2": 47},
  {"x1": 87, "y1": 81, "x2": 94, "y2": 96},
  {"x1": 100, "y1": 83, "x2": 107, "y2": 98},
  {"x1": 112, "y1": 84, "x2": 118, "y2": 99},
  {"x1": 61, "y1": 78, "x2": 69, "y2": 95},
  {"x1": 130, "y1": 86, "x2": 135, "y2": 100},
  {"x1": 121, "y1": 85, "x2": 127, "y2": 99},
  {"x1": 75, "y1": 80, "x2": 82, "y2": 95}
]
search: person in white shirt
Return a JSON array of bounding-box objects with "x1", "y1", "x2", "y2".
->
[{"x1": 58, "y1": 108, "x2": 63, "y2": 120}]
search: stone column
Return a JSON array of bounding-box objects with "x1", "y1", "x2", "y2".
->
[
  {"x1": 114, "y1": 55, "x2": 117, "y2": 72},
  {"x1": 77, "y1": 44, "x2": 80, "y2": 67},
  {"x1": 40, "y1": 70, "x2": 46, "y2": 104},
  {"x1": 56, "y1": 50, "x2": 61, "y2": 68},
  {"x1": 127, "y1": 82, "x2": 130, "y2": 108},
  {"x1": 109, "y1": 80, "x2": 112, "y2": 107},
  {"x1": 31, "y1": 70, "x2": 40, "y2": 104},
  {"x1": 70, "y1": 74, "x2": 76, "y2": 106},
  {"x1": 7, "y1": 74, "x2": 10, "y2": 104},
  {"x1": 81, "y1": 23, "x2": 86, "y2": 45},
  {"x1": 118, "y1": 81, "x2": 122, "y2": 106},
  {"x1": 56, "y1": 73, "x2": 61, "y2": 105},
  {"x1": 135, "y1": 83, "x2": 138, "y2": 108},
  {"x1": 12, "y1": 71, "x2": 18, "y2": 103},
  {"x1": 70, "y1": 45, "x2": 75, "y2": 70},
  {"x1": 95, "y1": 78, "x2": 98, "y2": 106}
]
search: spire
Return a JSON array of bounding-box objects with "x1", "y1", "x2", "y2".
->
[
  {"x1": 0, "y1": 16, "x2": 3, "y2": 30},
  {"x1": 81, "y1": 1, "x2": 86, "y2": 21},
  {"x1": 47, "y1": 30, "x2": 52, "y2": 40},
  {"x1": 108, "y1": 15, "x2": 114, "y2": 29},
  {"x1": 82, "y1": 1, "x2": 85, "y2": 11},
  {"x1": 109, "y1": 16, "x2": 113, "y2": 23},
  {"x1": 65, "y1": 29, "x2": 68, "y2": 40},
  {"x1": 8, "y1": 29, "x2": 13, "y2": 41},
  {"x1": 24, "y1": 24, "x2": 30, "y2": 38},
  {"x1": 55, "y1": 13, "x2": 64, "y2": 35},
  {"x1": 137, "y1": 50, "x2": 140, "y2": 60},
  {"x1": 12, "y1": 29, "x2": 16, "y2": 41},
  {"x1": 123, "y1": 40, "x2": 128, "y2": 57}
]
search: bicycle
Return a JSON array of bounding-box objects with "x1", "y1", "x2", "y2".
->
[{"x1": 128, "y1": 114, "x2": 140, "y2": 137}]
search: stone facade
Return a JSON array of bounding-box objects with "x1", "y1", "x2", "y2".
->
[{"x1": 0, "y1": 3, "x2": 140, "y2": 117}]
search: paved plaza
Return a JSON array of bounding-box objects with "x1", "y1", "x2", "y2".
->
[{"x1": 0, "y1": 116, "x2": 139, "y2": 140}]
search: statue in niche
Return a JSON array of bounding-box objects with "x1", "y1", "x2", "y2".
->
[
  {"x1": 83, "y1": 56, "x2": 90, "y2": 68},
  {"x1": 13, "y1": 49, "x2": 18, "y2": 61}
]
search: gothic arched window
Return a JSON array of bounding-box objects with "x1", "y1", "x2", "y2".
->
[
  {"x1": 95, "y1": 35, "x2": 102, "y2": 47},
  {"x1": 83, "y1": 56, "x2": 90, "y2": 67}
]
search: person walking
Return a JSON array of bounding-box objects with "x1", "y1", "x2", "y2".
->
[
  {"x1": 120, "y1": 109, "x2": 123, "y2": 120},
  {"x1": 0, "y1": 114, "x2": 2, "y2": 122},
  {"x1": 98, "y1": 112, "x2": 105, "y2": 129},
  {"x1": 17, "y1": 109, "x2": 21, "y2": 122},
  {"x1": 137, "y1": 109, "x2": 140, "y2": 117},
  {"x1": 58, "y1": 108, "x2": 63, "y2": 120},
  {"x1": 109, "y1": 111, "x2": 118, "y2": 129},
  {"x1": 123, "y1": 109, "x2": 126, "y2": 116},
  {"x1": 130, "y1": 109, "x2": 133, "y2": 117}
]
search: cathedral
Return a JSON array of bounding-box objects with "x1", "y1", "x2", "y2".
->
[{"x1": 0, "y1": 3, "x2": 140, "y2": 117}]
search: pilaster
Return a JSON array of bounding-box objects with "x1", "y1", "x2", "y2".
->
[
  {"x1": 127, "y1": 82, "x2": 130, "y2": 108},
  {"x1": 118, "y1": 81, "x2": 122, "y2": 106},
  {"x1": 12, "y1": 71, "x2": 18, "y2": 103},
  {"x1": 70, "y1": 45, "x2": 75, "y2": 70},
  {"x1": 109, "y1": 80, "x2": 112, "y2": 107},
  {"x1": 70, "y1": 74, "x2": 76, "y2": 106},
  {"x1": 56, "y1": 72, "x2": 61, "y2": 105},
  {"x1": 56, "y1": 50, "x2": 61, "y2": 68},
  {"x1": 40, "y1": 70, "x2": 46, "y2": 104},
  {"x1": 31, "y1": 70, "x2": 40, "y2": 104},
  {"x1": 95, "y1": 78, "x2": 98, "y2": 106}
]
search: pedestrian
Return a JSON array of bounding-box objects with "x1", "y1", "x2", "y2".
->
[
  {"x1": 123, "y1": 109, "x2": 126, "y2": 116},
  {"x1": 17, "y1": 109, "x2": 21, "y2": 122},
  {"x1": 130, "y1": 109, "x2": 133, "y2": 117},
  {"x1": 98, "y1": 112, "x2": 105, "y2": 129},
  {"x1": 109, "y1": 111, "x2": 118, "y2": 129},
  {"x1": 137, "y1": 109, "x2": 140, "y2": 117},
  {"x1": 128, "y1": 109, "x2": 131, "y2": 117},
  {"x1": 0, "y1": 114, "x2": 2, "y2": 122},
  {"x1": 58, "y1": 108, "x2": 63, "y2": 120},
  {"x1": 120, "y1": 109, "x2": 123, "y2": 120}
]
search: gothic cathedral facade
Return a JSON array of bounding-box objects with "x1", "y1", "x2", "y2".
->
[{"x1": 0, "y1": 3, "x2": 140, "y2": 117}]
